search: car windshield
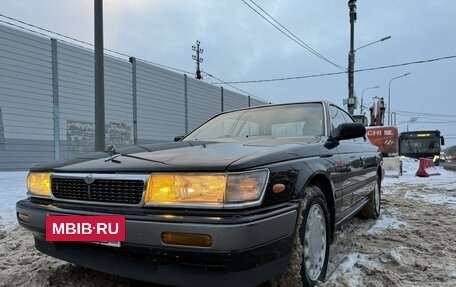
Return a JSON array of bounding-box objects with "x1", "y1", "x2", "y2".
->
[{"x1": 184, "y1": 103, "x2": 324, "y2": 141}]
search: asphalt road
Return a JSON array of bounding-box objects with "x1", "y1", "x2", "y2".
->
[{"x1": 441, "y1": 161, "x2": 456, "y2": 171}]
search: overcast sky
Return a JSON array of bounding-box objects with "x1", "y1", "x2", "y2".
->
[{"x1": 2, "y1": 0, "x2": 455, "y2": 146}]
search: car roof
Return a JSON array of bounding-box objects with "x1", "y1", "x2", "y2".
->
[{"x1": 220, "y1": 100, "x2": 333, "y2": 114}]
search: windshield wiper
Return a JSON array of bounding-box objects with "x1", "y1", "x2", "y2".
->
[{"x1": 104, "y1": 145, "x2": 168, "y2": 165}]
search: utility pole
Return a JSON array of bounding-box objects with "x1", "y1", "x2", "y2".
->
[
  {"x1": 94, "y1": 0, "x2": 105, "y2": 151},
  {"x1": 360, "y1": 96, "x2": 364, "y2": 115},
  {"x1": 347, "y1": 0, "x2": 357, "y2": 115},
  {"x1": 192, "y1": 40, "x2": 203, "y2": 80}
]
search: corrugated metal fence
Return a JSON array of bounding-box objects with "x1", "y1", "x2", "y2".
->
[{"x1": 0, "y1": 24, "x2": 267, "y2": 171}]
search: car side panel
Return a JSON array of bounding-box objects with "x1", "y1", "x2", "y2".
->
[{"x1": 336, "y1": 139, "x2": 378, "y2": 211}]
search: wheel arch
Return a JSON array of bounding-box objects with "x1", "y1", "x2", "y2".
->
[{"x1": 305, "y1": 173, "x2": 336, "y2": 240}]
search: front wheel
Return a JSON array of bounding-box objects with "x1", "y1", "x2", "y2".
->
[{"x1": 271, "y1": 185, "x2": 330, "y2": 287}]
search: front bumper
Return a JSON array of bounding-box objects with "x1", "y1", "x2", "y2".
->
[{"x1": 16, "y1": 198, "x2": 299, "y2": 287}]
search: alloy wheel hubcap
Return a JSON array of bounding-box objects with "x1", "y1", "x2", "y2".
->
[{"x1": 303, "y1": 204, "x2": 327, "y2": 281}]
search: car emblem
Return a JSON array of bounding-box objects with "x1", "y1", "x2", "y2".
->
[{"x1": 84, "y1": 174, "x2": 95, "y2": 185}]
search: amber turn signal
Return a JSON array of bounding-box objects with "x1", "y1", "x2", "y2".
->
[
  {"x1": 18, "y1": 212, "x2": 30, "y2": 223},
  {"x1": 272, "y1": 183, "x2": 286, "y2": 193},
  {"x1": 161, "y1": 232, "x2": 212, "y2": 247}
]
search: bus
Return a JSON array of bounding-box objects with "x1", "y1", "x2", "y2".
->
[{"x1": 398, "y1": 130, "x2": 445, "y2": 159}]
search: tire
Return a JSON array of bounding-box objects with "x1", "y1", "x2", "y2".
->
[
  {"x1": 270, "y1": 185, "x2": 330, "y2": 287},
  {"x1": 358, "y1": 176, "x2": 381, "y2": 219}
]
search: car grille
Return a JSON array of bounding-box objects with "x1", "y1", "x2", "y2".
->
[{"x1": 51, "y1": 177, "x2": 145, "y2": 205}]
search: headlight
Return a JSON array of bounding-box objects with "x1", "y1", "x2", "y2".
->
[
  {"x1": 27, "y1": 172, "x2": 51, "y2": 198},
  {"x1": 146, "y1": 174, "x2": 226, "y2": 204},
  {"x1": 145, "y1": 169, "x2": 269, "y2": 208}
]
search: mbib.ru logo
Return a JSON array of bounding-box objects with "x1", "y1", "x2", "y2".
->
[{"x1": 46, "y1": 215, "x2": 125, "y2": 242}]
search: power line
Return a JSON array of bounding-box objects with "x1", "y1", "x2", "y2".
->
[
  {"x1": 393, "y1": 110, "x2": 456, "y2": 119},
  {"x1": 241, "y1": 0, "x2": 345, "y2": 71},
  {"x1": 0, "y1": 13, "x2": 267, "y2": 99},
  {"x1": 0, "y1": 15, "x2": 263, "y2": 101},
  {"x1": 412, "y1": 121, "x2": 456, "y2": 124},
  {"x1": 357, "y1": 55, "x2": 456, "y2": 73},
  {"x1": 214, "y1": 55, "x2": 456, "y2": 84},
  {"x1": 203, "y1": 71, "x2": 261, "y2": 100},
  {"x1": 0, "y1": 13, "x2": 193, "y2": 74},
  {"x1": 217, "y1": 71, "x2": 346, "y2": 84},
  {"x1": 396, "y1": 119, "x2": 456, "y2": 124},
  {"x1": 0, "y1": 13, "x2": 261, "y2": 99},
  {"x1": 248, "y1": 0, "x2": 346, "y2": 71},
  {"x1": 394, "y1": 115, "x2": 455, "y2": 122},
  {"x1": 0, "y1": 14, "x2": 94, "y2": 47},
  {"x1": 2, "y1": 13, "x2": 454, "y2": 105}
]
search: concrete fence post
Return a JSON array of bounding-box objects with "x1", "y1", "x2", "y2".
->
[
  {"x1": 184, "y1": 74, "x2": 188, "y2": 134},
  {"x1": 51, "y1": 38, "x2": 60, "y2": 160},
  {"x1": 0, "y1": 107, "x2": 4, "y2": 151},
  {"x1": 221, "y1": 87, "x2": 224, "y2": 112},
  {"x1": 129, "y1": 57, "x2": 138, "y2": 145}
]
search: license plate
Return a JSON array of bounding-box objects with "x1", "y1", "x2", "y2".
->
[{"x1": 45, "y1": 215, "x2": 126, "y2": 242}]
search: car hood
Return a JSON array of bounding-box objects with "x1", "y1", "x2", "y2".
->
[{"x1": 32, "y1": 137, "x2": 329, "y2": 173}]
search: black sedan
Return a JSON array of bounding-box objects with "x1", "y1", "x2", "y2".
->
[{"x1": 17, "y1": 101, "x2": 383, "y2": 287}]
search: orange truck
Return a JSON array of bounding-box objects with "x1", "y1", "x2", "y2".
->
[
  {"x1": 356, "y1": 97, "x2": 399, "y2": 156},
  {"x1": 365, "y1": 126, "x2": 399, "y2": 156}
]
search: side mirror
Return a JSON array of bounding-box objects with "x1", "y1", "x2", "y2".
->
[
  {"x1": 332, "y1": 122, "x2": 366, "y2": 141},
  {"x1": 441, "y1": 136, "x2": 445, "y2": 146},
  {"x1": 174, "y1": 136, "x2": 185, "y2": 142},
  {"x1": 324, "y1": 122, "x2": 366, "y2": 149}
]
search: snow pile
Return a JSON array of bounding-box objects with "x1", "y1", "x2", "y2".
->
[
  {"x1": 366, "y1": 214, "x2": 408, "y2": 235},
  {"x1": 326, "y1": 253, "x2": 365, "y2": 284},
  {"x1": 383, "y1": 157, "x2": 456, "y2": 207},
  {"x1": 0, "y1": 171, "x2": 27, "y2": 231}
]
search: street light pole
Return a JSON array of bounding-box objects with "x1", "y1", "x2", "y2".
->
[
  {"x1": 348, "y1": 35, "x2": 390, "y2": 115},
  {"x1": 387, "y1": 72, "x2": 411, "y2": 126},
  {"x1": 347, "y1": 0, "x2": 357, "y2": 115},
  {"x1": 355, "y1": 36, "x2": 391, "y2": 52},
  {"x1": 360, "y1": 86, "x2": 380, "y2": 114},
  {"x1": 346, "y1": 0, "x2": 390, "y2": 115}
]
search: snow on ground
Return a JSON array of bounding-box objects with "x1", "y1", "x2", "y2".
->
[
  {"x1": 383, "y1": 157, "x2": 456, "y2": 207},
  {"x1": 325, "y1": 253, "x2": 365, "y2": 285},
  {"x1": 384, "y1": 157, "x2": 456, "y2": 187},
  {"x1": 366, "y1": 213, "x2": 408, "y2": 235},
  {"x1": 0, "y1": 171, "x2": 27, "y2": 231},
  {"x1": 0, "y1": 158, "x2": 455, "y2": 286},
  {"x1": 320, "y1": 158, "x2": 456, "y2": 287}
]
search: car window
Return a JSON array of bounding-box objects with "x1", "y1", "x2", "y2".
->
[
  {"x1": 186, "y1": 116, "x2": 239, "y2": 140},
  {"x1": 329, "y1": 105, "x2": 353, "y2": 130},
  {"x1": 184, "y1": 103, "x2": 324, "y2": 141},
  {"x1": 272, "y1": 121, "x2": 305, "y2": 137},
  {"x1": 233, "y1": 121, "x2": 260, "y2": 137}
]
